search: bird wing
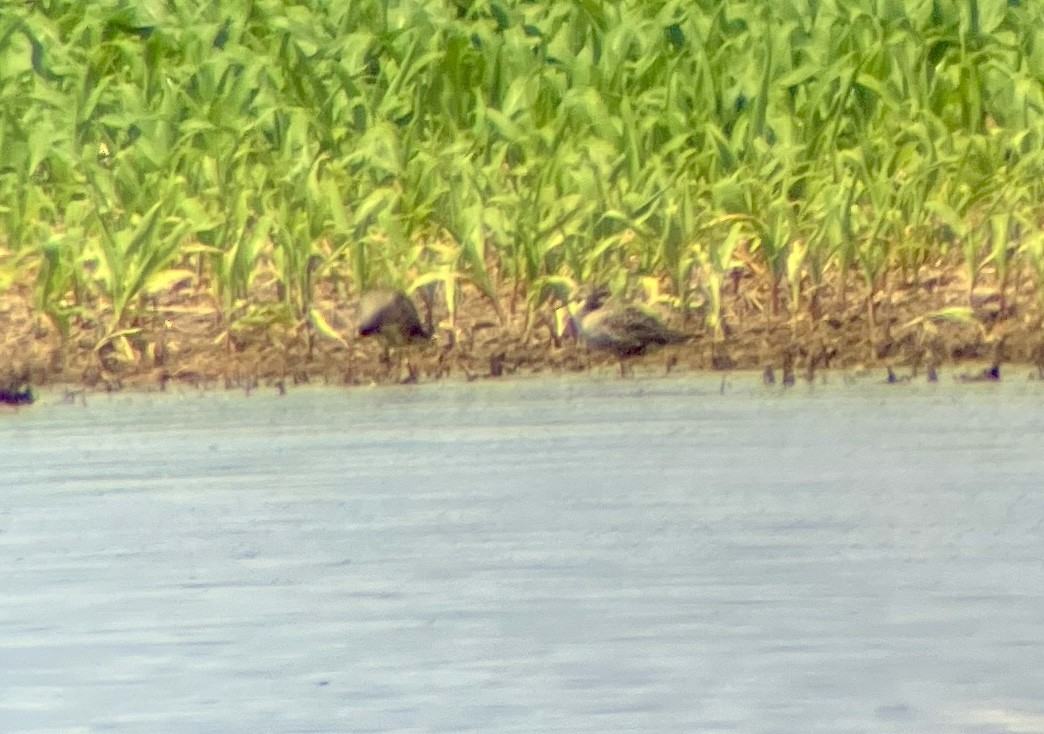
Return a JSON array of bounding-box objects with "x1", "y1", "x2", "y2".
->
[{"x1": 585, "y1": 307, "x2": 660, "y2": 355}]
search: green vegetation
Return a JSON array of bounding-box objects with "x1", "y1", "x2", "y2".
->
[{"x1": 1, "y1": 0, "x2": 1042, "y2": 356}]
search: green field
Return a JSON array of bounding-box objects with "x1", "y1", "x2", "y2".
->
[{"x1": 1, "y1": 0, "x2": 1042, "y2": 356}]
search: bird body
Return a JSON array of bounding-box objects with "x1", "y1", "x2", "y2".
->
[
  {"x1": 357, "y1": 288, "x2": 431, "y2": 346},
  {"x1": 357, "y1": 288, "x2": 432, "y2": 382},
  {"x1": 571, "y1": 288, "x2": 687, "y2": 374}
]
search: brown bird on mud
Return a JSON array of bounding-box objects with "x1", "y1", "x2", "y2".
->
[
  {"x1": 569, "y1": 287, "x2": 688, "y2": 376},
  {"x1": 357, "y1": 288, "x2": 432, "y2": 382}
]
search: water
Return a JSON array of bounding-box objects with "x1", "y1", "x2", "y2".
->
[{"x1": 1, "y1": 375, "x2": 1043, "y2": 733}]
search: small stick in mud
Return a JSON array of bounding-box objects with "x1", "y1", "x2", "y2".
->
[
  {"x1": 763, "y1": 364, "x2": 776, "y2": 385},
  {"x1": 957, "y1": 363, "x2": 1001, "y2": 383},
  {"x1": 885, "y1": 366, "x2": 910, "y2": 384},
  {"x1": 781, "y1": 350, "x2": 796, "y2": 387},
  {"x1": 926, "y1": 362, "x2": 939, "y2": 383}
]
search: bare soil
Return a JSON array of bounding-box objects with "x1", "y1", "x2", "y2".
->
[{"x1": 4, "y1": 258, "x2": 1044, "y2": 396}]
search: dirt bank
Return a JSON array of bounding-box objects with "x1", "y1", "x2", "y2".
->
[{"x1": 3, "y1": 258, "x2": 1044, "y2": 395}]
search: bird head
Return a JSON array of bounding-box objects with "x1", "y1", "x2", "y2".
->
[
  {"x1": 570, "y1": 285, "x2": 612, "y2": 316},
  {"x1": 558, "y1": 285, "x2": 612, "y2": 340}
]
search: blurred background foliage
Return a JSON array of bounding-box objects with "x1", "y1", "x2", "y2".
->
[{"x1": 0, "y1": 0, "x2": 1041, "y2": 345}]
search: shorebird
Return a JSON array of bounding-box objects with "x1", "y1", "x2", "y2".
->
[
  {"x1": 0, "y1": 367, "x2": 34, "y2": 406},
  {"x1": 0, "y1": 385, "x2": 33, "y2": 406},
  {"x1": 569, "y1": 287, "x2": 687, "y2": 376},
  {"x1": 357, "y1": 288, "x2": 432, "y2": 382}
]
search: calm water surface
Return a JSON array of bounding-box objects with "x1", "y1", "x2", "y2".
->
[{"x1": 1, "y1": 375, "x2": 1043, "y2": 733}]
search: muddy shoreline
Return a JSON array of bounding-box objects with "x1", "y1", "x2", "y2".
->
[{"x1": 3, "y1": 261, "x2": 1044, "y2": 396}]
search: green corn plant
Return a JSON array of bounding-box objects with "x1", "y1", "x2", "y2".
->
[
  {"x1": 1020, "y1": 221, "x2": 1044, "y2": 312},
  {"x1": 90, "y1": 199, "x2": 192, "y2": 345},
  {"x1": 984, "y1": 211, "x2": 1013, "y2": 316},
  {"x1": 0, "y1": 0, "x2": 1041, "y2": 357},
  {"x1": 695, "y1": 220, "x2": 745, "y2": 340},
  {"x1": 33, "y1": 233, "x2": 79, "y2": 338}
]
